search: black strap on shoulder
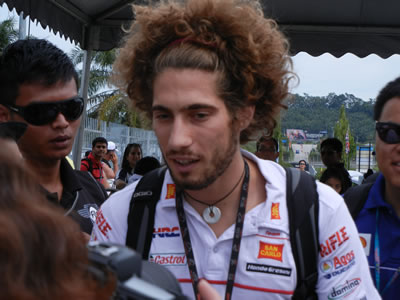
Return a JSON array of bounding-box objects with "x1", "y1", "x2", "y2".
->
[
  {"x1": 343, "y1": 183, "x2": 373, "y2": 220},
  {"x1": 285, "y1": 167, "x2": 319, "y2": 300},
  {"x1": 81, "y1": 157, "x2": 93, "y2": 173},
  {"x1": 125, "y1": 166, "x2": 167, "y2": 259}
]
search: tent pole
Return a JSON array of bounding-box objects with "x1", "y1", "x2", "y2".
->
[{"x1": 72, "y1": 49, "x2": 92, "y2": 168}]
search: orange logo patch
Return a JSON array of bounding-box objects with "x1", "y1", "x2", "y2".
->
[
  {"x1": 258, "y1": 241, "x2": 284, "y2": 262},
  {"x1": 271, "y1": 203, "x2": 280, "y2": 220},
  {"x1": 166, "y1": 184, "x2": 176, "y2": 199},
  {"x1": 360, "y1": 236, "x2": 367, "y2": 248}
]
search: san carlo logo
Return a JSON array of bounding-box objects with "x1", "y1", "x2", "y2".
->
[{"x1": 328, "y1": 278, "x2": 361, "y2": 299}]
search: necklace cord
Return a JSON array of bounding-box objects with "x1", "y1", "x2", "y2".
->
[
  {"x1": 175, "y1": 160, "x2": 250, "y2": 300},
  {"x1": 184, "y1": 160, "x2": 246, "y2": 207}
]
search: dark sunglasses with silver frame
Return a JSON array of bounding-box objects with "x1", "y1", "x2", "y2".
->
[
  {"x1": 376, "y1": 121, "x2": 400, "y2": 144},
  {"x1": 4, "y1": 96, "x2": 84, "y2": 126}
]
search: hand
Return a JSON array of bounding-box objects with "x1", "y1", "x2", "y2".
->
[
  {"x1": 111, "y1": 153, "x2": 118, "y2": 164},
  {"x1": 197, "y1": 279, "x2": 221, "y2": 300}
]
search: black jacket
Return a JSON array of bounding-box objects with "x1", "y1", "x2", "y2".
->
[{"x1": 45, "y1": 158, "x2": 107, "y2": 234}]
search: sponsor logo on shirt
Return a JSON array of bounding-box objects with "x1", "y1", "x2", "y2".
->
[
  {"x1": 78, "y1": 203, "x2": 99, "y2": 224},
  {"x1": 166, "y1": 184, "x2": 176, "y2": 199},
  {"x1": 96, "y1": 209, "x2": 112, "y2": 238},
  {"x1": 320, "y1": 250, "x2": 356, "y2": 279},
  {"x1": 328, "y1": 278, "x2": 361, "y2": 299},
  {"x1": 271, "y1": 203, "x2": 280, "y2": 220},
  {"x1": 359, "y1": 233, "x2": 371, "y2": 256},
  {"x1": 149, "y1": 253, "x2": 187, "y2": 266},
  {"x1": 320, "y1": 226, "x2": 349, "y2": 257},
  {"x1": 265, "y1": 231, "x2": 281, "y2": 237},
  {"x1": 246, "y1": 263, "x2": 292, "y2": 277},
  {"x1": 258, "y1": 241, "x2": 284, "y2": 262},
  {"x1": 153, "y1": 226, "x2": 180, "y2": 238}
]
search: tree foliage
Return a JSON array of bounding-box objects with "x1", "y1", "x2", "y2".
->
[
  {"x1": 0, "y1": 17, "x2": 18, "y2": 54},
  {"x1": 70, "y1": 47, "x2": 150, "y2": 128},
  {"x1": 334, "y1": 105, "x2": 356, "y2": 168},
  {"x1": 282, "y1": 93, "x2": 375, "y2": 143}
]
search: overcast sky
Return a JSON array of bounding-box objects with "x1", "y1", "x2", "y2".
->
[{"x1": 2, "y1": 4, "x2": 399, "y2": 102}]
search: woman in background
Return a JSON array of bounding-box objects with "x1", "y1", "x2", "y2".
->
[
  {"x1": 115, "y1": 143, "x2": 142, "y2": 189},
  {"x1": 298, "y1": 159, "x2": 309, "y2": 173},
  {"x1": 320, "y1": 167, "x2": 346, "y2": 194}
]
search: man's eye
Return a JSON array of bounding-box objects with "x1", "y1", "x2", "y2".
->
[
  {"x1": 194, "y1": 112, "x2": 209, "y2": 120},
  {"x1": 154, "y1": 113, "x2": 170, "y2": 120}
]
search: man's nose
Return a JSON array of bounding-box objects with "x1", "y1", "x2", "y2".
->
[
  {"x1": 51, "y1": 112, "x2": 69, "y2": 128},
  {"x1": 167, "y1": 118, "x2": 192, "y2": 150}
]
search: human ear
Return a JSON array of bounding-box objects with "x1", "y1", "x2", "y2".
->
[
  {"x1": 0, "y1": 105, "x2": 11, "y2": 122},
  {"x1": 238, "y1": 105, "x2": 255, "y2": 130}
]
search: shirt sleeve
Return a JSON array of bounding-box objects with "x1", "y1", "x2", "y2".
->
[
  {"x1": 90, "y1": 182, "x2": 138, "y2": 245},
  {"x1": 315, "y1": 183, "x2": 381, "y2": 299},
  {"x1": 117, "y1": 169, "x2": 128, "y2": 182}
]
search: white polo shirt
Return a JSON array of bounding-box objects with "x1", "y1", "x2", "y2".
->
[{"x1": 92, "y1": 150, "x2": 380, "y2": 299}]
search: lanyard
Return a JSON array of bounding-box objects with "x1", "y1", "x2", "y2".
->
[
  {"x1": 374, "y1": 209, "x2": 400, "y2": 295},
  {"x1": 175, "y1": 160, "x2": 249, "y2": 300}
]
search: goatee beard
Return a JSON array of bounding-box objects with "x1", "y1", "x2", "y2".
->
[{"x1": 166, "y1": 129, "x2": 239, "y2": 191}]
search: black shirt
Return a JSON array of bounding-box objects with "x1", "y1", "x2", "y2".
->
[{"x1": 44, "y1": 158, "x2": 107, "y2": 234}]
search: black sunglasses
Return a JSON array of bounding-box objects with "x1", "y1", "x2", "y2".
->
[
  {"x1": 376, "y1": 121, "x2": 400, "y2": 144},
  {"x1": 6, "y1": 97, "x2": 84, "y2": 126}
]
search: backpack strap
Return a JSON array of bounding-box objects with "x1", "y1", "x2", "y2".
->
[
  {"x1": 343, "y1": 183, "x2": 373, "y2": 220},
  {"x1": 81, "y1": 157, "x2": 93, "y2": 173},
  {"x1": 125, "y1": 166, "x2": 167, "y2": 259},
  {"x1": 285, "y1": 167, "x2": 319, "y2": 300}
]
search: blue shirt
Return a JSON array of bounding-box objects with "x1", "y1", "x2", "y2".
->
[{"x1": 355, "y1": 174, "x2": 400, "y2": 300}]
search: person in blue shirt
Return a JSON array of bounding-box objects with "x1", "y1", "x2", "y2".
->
[{"x1": 345, "y1": 76, "x2": 400, "y2": 300}]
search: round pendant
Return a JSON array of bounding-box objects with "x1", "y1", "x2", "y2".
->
[{"x1": 202, "y1": 206, "x2": 221, "y2": 224}]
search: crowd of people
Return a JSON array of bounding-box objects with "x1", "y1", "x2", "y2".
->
[{"x1": 0, "y1": 0, "x2": 398, "y2": 299}]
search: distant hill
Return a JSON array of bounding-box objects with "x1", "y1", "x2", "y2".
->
[{"x1": 281, "y1": 93, "x2": 375, "y2": 143}]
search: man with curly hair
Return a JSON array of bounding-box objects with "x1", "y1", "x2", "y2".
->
[{"x1": 92, "y1": 0, "x2": 380, "y2": 299}]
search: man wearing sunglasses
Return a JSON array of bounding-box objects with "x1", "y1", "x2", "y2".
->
[
  {"x1": 344, "y1": 77, "x2": 400, "y2": 300},
  {"x1": 255, "y1": 136, "x2": 279, "y2": 162},
  {"x1": 0, "y1": 39, "x2": 107, "y2": 235}
]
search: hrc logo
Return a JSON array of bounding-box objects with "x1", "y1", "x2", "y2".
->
[
  {"x1": 271, "y1": 203, "x2": 280, "y2": 220},
  {"x1": 153, "y1": 226, "x2": 180, "y2": 238}
]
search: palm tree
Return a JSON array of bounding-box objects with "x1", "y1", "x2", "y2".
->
[
  {"x1": 0, "y1": 17, "x2": 18, "y2": 54},
  {"x1": 70, "y1": 47, "x2": 150, "y2": 129}
]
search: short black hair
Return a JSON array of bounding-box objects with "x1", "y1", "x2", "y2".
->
[
  {"x1": 320, "y1": 167, "x2": 345, "y2": 194},
  {"x1": 92, "y1": 137, "x2": 108, "y2": 148},
  {"x1": 134, "y1": 156, "x2": 161, "y2": 176},
  {"x1": 256, "y1": 136, "x2": 278, "y2": 152},
  {"x1": 0, "y1": 39, "x2": 78, "y2": 106},
  {"x1": 374, "y1": 76, "x2": 400, "y2": 121},
  {"x1": 321, "y1": 138, "x2": 343, "y2": 153},
  {"x1": 298, "y1": 159, "x2": 307, "y2": 165}
]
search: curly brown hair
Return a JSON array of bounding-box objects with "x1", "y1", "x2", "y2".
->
[
  {"x1": 113, "y1": 0, "x2": 293, "y2": 143},
  {"x1": 0, "y1": 153, "x2": 115, "y2": 300}
]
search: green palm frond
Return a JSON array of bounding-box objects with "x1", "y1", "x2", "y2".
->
[
  {"x1": 0, "y1": 17, "x2": 18, "y2": 53},
  {"x1": 70, "y1": 47, "x2": 149, "y2": 129}
]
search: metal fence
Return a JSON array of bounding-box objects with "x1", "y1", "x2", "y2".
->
[{"x1": 78, "y1": 117, "x2": 162, "y2": 162}]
